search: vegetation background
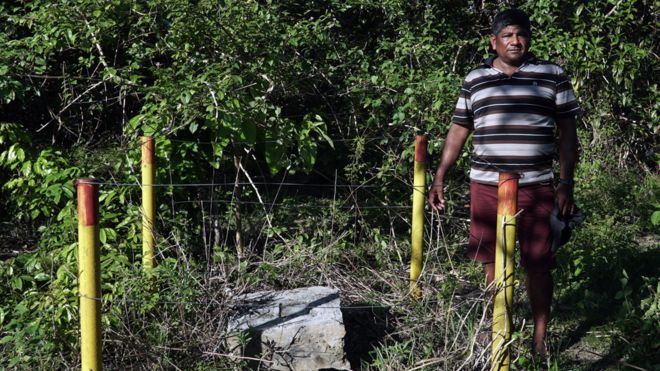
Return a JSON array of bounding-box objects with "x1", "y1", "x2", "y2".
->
[{"x1": 0, "y1": 0, "x2": 658, "y2": 369}]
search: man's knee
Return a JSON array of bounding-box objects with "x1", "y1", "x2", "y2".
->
[{"x1": 526, "y1": 269, "x2": 553, "y2": 292}]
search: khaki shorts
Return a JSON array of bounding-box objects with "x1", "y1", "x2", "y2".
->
[{"x1": 465, "y1": 181, "x2": 556, "y2": 272}]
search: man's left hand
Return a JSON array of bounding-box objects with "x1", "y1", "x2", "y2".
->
[{"x1": 555, "y1": 183, "x2": 574, "y2": 217}]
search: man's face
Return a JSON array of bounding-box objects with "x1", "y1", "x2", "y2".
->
[{"x1": 489, "y1": 25, "x2": 531, "y2": 66}]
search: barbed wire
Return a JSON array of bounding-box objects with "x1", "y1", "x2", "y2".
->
[
  {"x1": 174, "y1": 199, "x2": 410, "y2": 209},
  {"x1": 75, "y1": 293, "x2": 473, "y2": 310},
  {"x1": 84, "y1": 180, "x2": 380, "y2": 188},
  {"x1": 98, "y1": 134, "x2": 391, "y2": 153},
  {"x1": 76, "y1": 293, "x2": 396, "y2": 309},
  {"x1": 167, "y1": 136, "x2": 388, "y2": 145}
]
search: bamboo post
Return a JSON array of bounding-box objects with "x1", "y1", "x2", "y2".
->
[
  {"x1": 141, "y1": 136, "x2": 155, "y2": 271},
  {"x1": 491, "y1": 172, "x2": 519, "y2": 371},
  {"x1": 76, "y1": 178, "x2": 102, "y2": 370},
  {"x1": 410, "y1": 135, "x2": 428, "y2": 300}
]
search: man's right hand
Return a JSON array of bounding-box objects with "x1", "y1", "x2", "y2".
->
[
  {"x1": 428, "y1": 183, "x2": 445, "y2": 211},
  {"x1": 427, "y1": 123, "x2": 471, "y2": 212}
]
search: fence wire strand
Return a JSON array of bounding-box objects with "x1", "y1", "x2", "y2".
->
[
  {"x1": 86, "y1": 180, "x2": 379, "y2": 188},
  {"x1": 77, "y1": 293, "x2": 393, "y2": 309}
]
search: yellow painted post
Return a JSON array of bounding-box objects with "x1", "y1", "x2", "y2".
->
[
  {"x1": 141, "y1": 136, "x2": 155, "y2": 270},
  {"x1": 76, "y1": 178, "x2": 102, "y2": 370},
  {"x1": 491, "y1": 172, "x2": 519, "y2": 371},
  {"x1": 410, "y1": 135, "x2": 428, "y2": 300}
]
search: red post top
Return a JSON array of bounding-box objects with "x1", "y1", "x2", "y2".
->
[
  {"x1": 414, "y1": 135, "x2": 428, "y2": 163},
  {"x1": 75, "y1": 178, "x2": 99, "y2": 226},
  {"x1": 497, "y1": 172, "x2": 519, "y2": 215},
  {"x1": 141, "y1": 136, "x2": 154, "y2": 165}
]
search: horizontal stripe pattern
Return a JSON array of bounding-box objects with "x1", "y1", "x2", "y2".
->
[
  {"x1": 470, "y1": 168, "x2": 554, "y2": 185},
  {"x1": 472, "y1": 154, "x2": 553, "y2": 171},
  {"x1": 451, "y1": 54, "x2": 580, "y2": 184}
]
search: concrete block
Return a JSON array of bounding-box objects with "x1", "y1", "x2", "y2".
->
[{"x1": 227, "y1": 286, "x2": 350, "y2": 370}]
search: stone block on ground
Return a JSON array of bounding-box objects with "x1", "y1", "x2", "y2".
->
[{"x1": 227, "y1": 286, "x2": 350, "y2": 370}]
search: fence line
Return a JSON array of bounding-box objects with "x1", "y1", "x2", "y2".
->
[
  {"x1": 71, "y1": 134, "x2": 445, "y2": 367},
  {"x1": 87, "y1": 180, "x2": 380, "y2": 188},
  {"x1": 168, "y1": 136, "x2": 388, "y2": 145},
  {"x1": 174, "y1": 199, "x2": 410, "y2": 209},
  {"x1": 75, "y1": 293, "x2": 479, "y2": 310},
  {"x1": 76, "y1": 293, "x2": 396, "y2": 309},
  {"x1": 114, "y1": 135, "x2": 390, "y2": 153}
]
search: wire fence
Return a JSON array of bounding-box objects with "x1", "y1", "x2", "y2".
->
[
  {"x1": 75, "y1": 293, "x2": 401, "y2": 310},
  {"x1": 87, "y1": 180, "x2": 382, "y2": 188},
  {"x1": 176, "y1": 200, "x2": 410, "y2": 209},
  {"x1": 7, "y1": 132, "x2": 589, "y2": 369},
  {"x1": 113, "y1": 133, "x2": 396, "y2": 155},
  {"x1": 168, "y1": 136, "x2": 389, "y2": 145},
  {"x1": 68, "y1": 187, "x2": 474, "y2": 312},
  {"x1": 68, "y1": 177, "x2": 474, "y2": 305},
  {"x1": 59, "y1": 134, "x2": 495, "y2": 369}
]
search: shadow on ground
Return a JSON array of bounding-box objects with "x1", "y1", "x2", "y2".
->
[
  {"x1": 341, "y1": 304, "x2": 395, "y2": 369},
  {"x1": 554, "y1": 246, "x2": 660, "y2": 369}
]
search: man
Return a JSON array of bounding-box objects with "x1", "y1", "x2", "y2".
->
[{"x1": 427, "y1": 8, "x2": 580, "y2": 356}]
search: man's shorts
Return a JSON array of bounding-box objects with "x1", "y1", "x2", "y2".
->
[{"x1": 465, "y1": 181, "x2": 556, "y2": 272}]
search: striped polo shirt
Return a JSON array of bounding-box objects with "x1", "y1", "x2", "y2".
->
[{"x1": 452, "y1": 53, "x2": 580, "y2": 185}]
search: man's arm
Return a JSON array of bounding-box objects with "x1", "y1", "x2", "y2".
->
[
  {"x1": 428, "y1": 123, "x2": 471, "y2": 210},
  {"x1": 556, "y1": 117, "x2": 578, "y2": 217}
]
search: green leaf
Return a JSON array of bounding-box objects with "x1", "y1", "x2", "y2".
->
[
  {"x1": 393, "y1": 111, "x2": 405, "y2": 124},
  {"x1": 10, "y1": 277, "x2": 23, "y2": 290},
  {"x1": 299, "y1": 142, "x2": 316, "y2": 171},
  {"x1": 210, "y1": 142, "x2": 223, "y2": 169},
  {"x1": 34, "y1": 273, "x2": 50, "y2": 281},
  {"x1": 240, "y1": 121, "x2": 256, "y2": 143},
  {"x1": 56, "y1": 266, "x2": 69, "y2": 282},
  {"x1": 189, "y1": 122, "x2": 199, "y2": 134},
  {"x1": 264, "y1": 141, "x2": 286, "y2": 175},
  {"x1": 20, "y1": 161, "x2": 32, "y2": 177},
  {"x1": 180, "y1": 91, "x2": 191, "y2": 105},
  {"x1": 15, "y1": 147, "x2": 24, "y2": 161},
  {"x1": 99, "y1": 228, "x2": 107, "y2": 244},
  {"x1": 62, "y1": 183, "x2": 74, "y2": 199},
  {"x1": 102, "y1": 228, "x2": 116, "y2": 242},
  {"x1": 651, "y1": 211, "x2": 660, "y2": 226}
]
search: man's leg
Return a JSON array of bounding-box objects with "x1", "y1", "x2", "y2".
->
[
  {"x1": 527, "y1": 270, "x2": 553, "y2": 356},
  {"x1": 518, "y1": 183, "x2": 555, "y2": 356}
]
